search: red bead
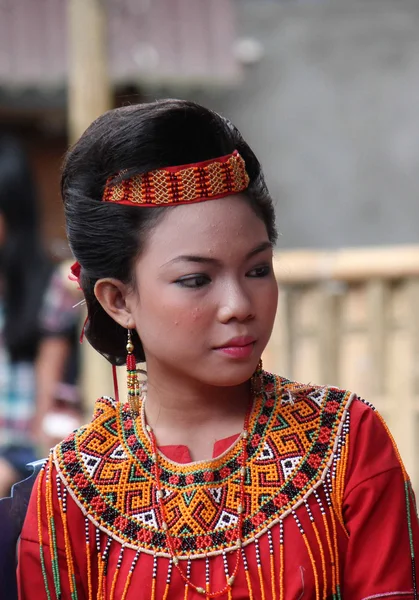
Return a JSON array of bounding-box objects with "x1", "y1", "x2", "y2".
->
[{"x1": 126, "y1": 354, "x2": 136, "y2": 370}]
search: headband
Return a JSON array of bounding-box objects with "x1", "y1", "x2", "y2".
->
[
  {"x1": 102, "y1": 150, "x2": 249, "y2": 207},
  {"x1": 70, "y1": 151, "x2": 249, "y2": 301}
]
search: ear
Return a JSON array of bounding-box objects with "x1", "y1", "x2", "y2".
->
[{"x1": 94, "y1": 278, "x2": 136, "y2": 329}]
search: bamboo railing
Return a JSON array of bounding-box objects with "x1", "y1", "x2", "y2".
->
[{"x1": 264, "y1": 245, "x2": 419, "y2": 488}]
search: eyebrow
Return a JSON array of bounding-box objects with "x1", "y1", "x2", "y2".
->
[{"x1": 165, "y1": 241, "x2": 273, "y2": 267}]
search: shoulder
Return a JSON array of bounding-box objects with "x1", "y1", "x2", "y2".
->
[
  {"x1": 54, "y1": 395, "x2": 120, "y2": 463},
  {"x1": 271, "y1": 372, "x2": 387, "y2": 433},
  {"x1": 268, "y1": 372, "x2": 355, "y2": 421},
  {"x1": 344, "y1": 396, "x2": 405, "y2": 492},
  {"x1": 261, "y1": 373, "x2": 353, "y2": 478},
  {"x1": 50, "y1": 395, "x2": 128, "y2": 514},
  {"x1": 268, "y1": 372, "x2": 404, "y2": 479}
]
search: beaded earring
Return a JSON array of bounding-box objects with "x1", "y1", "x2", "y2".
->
[
  {"x1": 251, "y1": 358, "x2": 264, "y2": 395},
  {"x1": 126, "y1": 329, "x2": 141, "y2": 415}
]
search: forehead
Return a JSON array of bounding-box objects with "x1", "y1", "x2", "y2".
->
[{"x1": 143, "y1": 195, "x2": 269, "y2": 261}]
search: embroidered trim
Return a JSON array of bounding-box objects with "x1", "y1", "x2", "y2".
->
[{"x1": 54, "y1": 373, "x2": 354, "y2": 559}]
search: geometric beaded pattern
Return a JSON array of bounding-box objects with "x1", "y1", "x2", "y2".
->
[
  {"x1": 102, "y1": 150, "x2": 250, "y2": 207},
  {"x1": 54, "y1": 372, "x2": 352, "y2": 559}
]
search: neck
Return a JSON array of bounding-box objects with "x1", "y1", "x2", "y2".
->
[{"x1": 143, "y1": 364, "x2": 252, "y2": 446}]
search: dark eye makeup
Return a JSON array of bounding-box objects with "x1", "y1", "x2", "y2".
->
[
  {"x1": 174, "y1": 264, "x2": 271, "y2": 289},
  {"x1": 175, "y1": 274, "x2": 211, "y2": 289}
]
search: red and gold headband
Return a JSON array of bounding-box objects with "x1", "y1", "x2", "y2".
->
[
  {"x1": 70, "y1": 151, "x2": 249, "y2": 300},
  {"x1": 102, "y1": 150, "x2": 249, "y2": 207}
]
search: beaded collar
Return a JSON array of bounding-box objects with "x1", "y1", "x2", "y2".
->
[{"x1": 54, "y1": 372, "x2": 352, "y2": 559}]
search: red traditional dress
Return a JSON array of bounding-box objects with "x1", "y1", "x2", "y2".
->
[{"x1": 18, "y1": 373, "x2": 419, "y2": 599}]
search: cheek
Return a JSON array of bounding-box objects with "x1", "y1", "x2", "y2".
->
[
  {"x1": 191, "y1": 306, "x2": 205, "y2": 323},
  {"x1": 164, "y1": 307, "x2": 204, "y2": 330},
  {"x1": 137, "y1": 291, "x2": 211, "y2": 345},
  {"x1": 173, "y1": 306, "x2": 209, "y2": 334},
  {"x1": 259, "y1": 280, "x2": 279, "y2": 321}
]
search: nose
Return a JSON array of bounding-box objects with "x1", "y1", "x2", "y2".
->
[{"x1": 217, "y1": 280, "x2": 255, "y2": 324}]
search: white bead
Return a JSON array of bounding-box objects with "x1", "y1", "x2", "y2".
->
[{"x1": 228, "y1": 575, "x2": 235, "y2": 586}]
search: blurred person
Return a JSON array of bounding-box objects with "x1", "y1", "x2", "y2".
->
[
  {"x1": 35, "y1": 258, "x2": 83, "y2": 448},
  {"x1": 0, "y1": 136, "x2": 81, "y2": 498},
  {"x1": 18, "y1": 101, "x2": 419, "y2": 599}
]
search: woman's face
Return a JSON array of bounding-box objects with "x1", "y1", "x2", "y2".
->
[{"x1": 127, "y1": 195, "x2": 278, "y2": 387}]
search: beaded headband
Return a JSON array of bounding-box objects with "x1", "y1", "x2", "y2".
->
[
  {"x1": 69, "y1": 151, "x2": 249, "y2": 325},
  {"x1": 102, "y1": 150, "x2": 249, "y2": 207}
]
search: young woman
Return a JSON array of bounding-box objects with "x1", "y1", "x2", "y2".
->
[{"x1": 18, "y1": 100, "x2": 419, "y2": 599}]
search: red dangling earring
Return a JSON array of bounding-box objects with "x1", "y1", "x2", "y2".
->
[
  {"x1": 126, "y1": 329, "x2": 141, "y2": 415},
  {"x1": 251, "y1": 358, "x2": 264, "y2": 395}
]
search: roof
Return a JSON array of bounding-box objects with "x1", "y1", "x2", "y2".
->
[{"x1": 0, "y1": 0, "x2": 240, "y2": 90}]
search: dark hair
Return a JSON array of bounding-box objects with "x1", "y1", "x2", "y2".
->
[
  {"x1": 62, "y1": 99, "x2": 277, "y2": 365},
  {"x1": 0, "y1": 136, "x2": 52, "y2": 361}
]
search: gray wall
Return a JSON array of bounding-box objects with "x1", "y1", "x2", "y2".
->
[{"x1": 187, "y1": 0, "x2": 419, "y2": 249}]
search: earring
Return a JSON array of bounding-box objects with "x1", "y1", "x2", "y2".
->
[
  {"x1": 126, "y1": 329, "x2": 141, "y2": 415},
  {"x1": 251, "y1": 358, "x2": 264, "y2": 395}
]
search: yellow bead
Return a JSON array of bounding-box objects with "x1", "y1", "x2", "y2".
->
[
  {"x1": 172, "y1": 556, "x2": 179, "y2": 565},
  {"x1": 236, "y1": 538, "x2": 242, "y2": 548},
  {"x1": 237, "y1": 504, "x2": 243, "y2": 514},
  {"x1": 242, "y1": 430, "x2": 248, "y2": 439},
  {"x1": 240, "y1": 467, "x2": 246, "y2": 476},
  {"x1": 126, "y1": 341, "x2": 134, "y2": 353},
  {"x1": 228, "y1": 575, "x2": 235, "y2": 586},
  {"x1": 196, "y1": 587, "x2": 206, "y2": 595},
  {"x1": 162, "y1": 521, "x2": 168, "y2": 530}
]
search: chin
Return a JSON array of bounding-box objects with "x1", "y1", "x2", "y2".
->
[{"x1": 205, "y1": 366, "x2": 256, "y2": 388}]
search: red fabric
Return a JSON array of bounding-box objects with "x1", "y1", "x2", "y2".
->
[
  {"x1": 159, "y1": 433, "x2": 240, "y2": 464},
  {"x1": 18, "y1": 399, "x2": 419, "y2": 599},
  {"x1": 341, "y1": 403, "x2": 419, "y2": 598}
]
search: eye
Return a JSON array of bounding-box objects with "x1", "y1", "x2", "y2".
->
[
  {"x1": 247, "y1": 265, "x2": 271, "y2": 278},
  {"x1": 175, "y1": 274, "x2": 211, "y2": 289}
]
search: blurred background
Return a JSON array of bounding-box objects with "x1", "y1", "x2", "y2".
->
[{"x1": 0, "y1": 0, "x2": 419, "y2": 492}]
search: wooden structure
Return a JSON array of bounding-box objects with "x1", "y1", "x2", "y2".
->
[
  {"x1": 67, "y1": 0, "x2": 114, "y2": 403},
  {"x1": 264, "y1": 245, "x2": 419, "y2": 489}
]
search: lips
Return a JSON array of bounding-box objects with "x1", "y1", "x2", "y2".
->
[
  {"x1": 214, "y1": 336, "x2": 256, "y2": 359},
  {"x1": 217, "y1": 336, "x2": 256, "y2": 349}
]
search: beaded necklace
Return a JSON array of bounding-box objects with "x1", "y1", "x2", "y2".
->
[{"x1": 145, "y1": 397, "x2": 252, "y2": 597}]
